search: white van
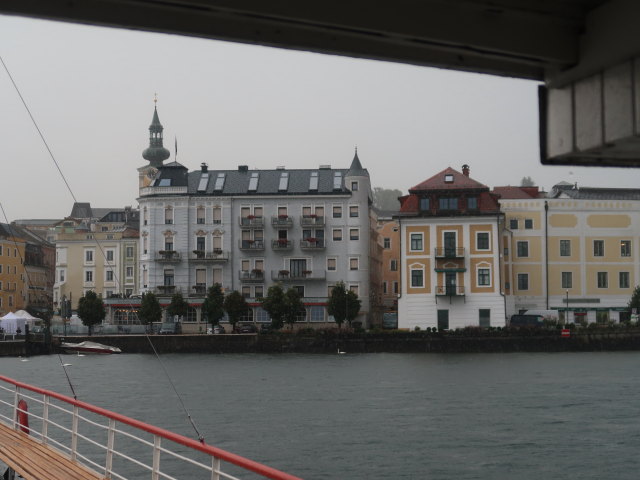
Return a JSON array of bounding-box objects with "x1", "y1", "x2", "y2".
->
[{"x1": 524, "y1": 309, "x2": 559, "y2": 321}]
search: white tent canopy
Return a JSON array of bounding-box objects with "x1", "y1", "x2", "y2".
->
[
  {"x1": 0, "y1": 313, "x2": 26, "y2": 334},
  {"x1": 13, "y1": 310, "x2": 38, "y2": 321}
]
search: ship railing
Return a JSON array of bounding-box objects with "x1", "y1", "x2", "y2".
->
[{"x1": 0, "y1": 375, "x2": 302, "y2": 480}]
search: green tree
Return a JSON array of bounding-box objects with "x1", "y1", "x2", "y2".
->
[
  {"x1": 328, "y1": 282, "x2": 348, "y2": 329},
  {"x1": 76, "y1": 290, "x2": 105, "y2": 336},
  {"x1": 202, "y1": 283, "x2": 225, "y2": 330},
  {"x1": 261, "y1": 284, "x2": 287, "y2": 330},
  {"x1": 372, "y1": 187, "x2": 403, "y2": 211},
  {"x1": 628, "y1": 286, "x2": 640, "y2": 322},
  {"x1": 138, "y1": 292, "x2": 162, "y2": 330},
  {"x1": 520, "y1": 176, "x2": 535, "y2": 187},
  {"x1": 167, "y1": 292, "x2": 188, "y2": 321},
  {"x1": 328, "y1": 282, "x2": 362, "y2": 329},
  {"x1": 223, "y1": 290, "x2": 249, "y2": 331},
  {"x1": 26, "y1": 305, "x2": 53, "y2": 328},
  {"x1": 283, "y1": 288, "x2": 305, "y2": 331},
  {"x1": 345, "y1": 290, "x2": 362, "y2": 328}
]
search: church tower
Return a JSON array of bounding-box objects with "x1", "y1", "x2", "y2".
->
[{"x1": 138, "y1": 100, "x2": 171, "y2": 190}]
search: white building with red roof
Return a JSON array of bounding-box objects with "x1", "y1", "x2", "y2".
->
[{"x1": 396, "y1": 165, "x2": 507, "y2": 330}]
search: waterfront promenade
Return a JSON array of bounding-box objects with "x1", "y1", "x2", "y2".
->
[{"x1": 4, "y1": 327, "x2": 640, "y2": 356}]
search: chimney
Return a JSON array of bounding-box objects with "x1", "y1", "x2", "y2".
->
[
  {"x1": 462, "y1": 164, "x2": 470, "y2": 177},
  {"x1": 238, "y1": 165, "x2": 248, "y2": 172},
  {"x1": 201, "y1": 163, "x2": 208, "y2": 173}
]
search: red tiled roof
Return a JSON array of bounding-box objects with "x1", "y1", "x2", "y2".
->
[
  {"x1": 399, "y1": 194, "x2": 418, "y2": 213},
  {"x1": 492, "y1": 186, "x2": 540, "y2": 199},
  {"x1": 410, "y1": 167, "x2": 487, "y2": 192}
]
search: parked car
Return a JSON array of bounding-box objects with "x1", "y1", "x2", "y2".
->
[
  {"x1": 236, "y1": 323, "x2": 258, "y2": 334},
  {"x1": 509, "y1": 314, "x2": 544, "y2": 327},
  {"x1": 208, "y1": 324, "x2": 225, "y2": 334},
  {"x1": 159, "y1": 323, "x2": 181, "y2": 334},
  {"x1": 259, "y1": 324, "x2": 272, "y2": 334}
]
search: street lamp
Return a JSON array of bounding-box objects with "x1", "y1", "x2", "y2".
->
[{"x1": 565, "y1": 289, "x2": 569, "y2": 325}]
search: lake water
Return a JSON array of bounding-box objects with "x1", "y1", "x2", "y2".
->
[{"x1": 2, "y1": 352, "x2": 640, "y2": 479}]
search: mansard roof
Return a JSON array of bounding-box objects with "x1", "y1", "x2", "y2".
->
[{"x1": 151, "y1": 165, "x2": 354, "y2": 196}]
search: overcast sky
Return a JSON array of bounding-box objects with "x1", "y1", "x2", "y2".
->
[{"x1": 1, "y1": 14, "x2": 635, "y2": 221}]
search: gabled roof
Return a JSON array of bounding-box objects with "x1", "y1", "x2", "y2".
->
[
  {"x1": 493, "y1": 186, "x2": 541, "y2": 199},
  {"x1": 409, "y1": 167, "x2": 487, "y2": 192}
]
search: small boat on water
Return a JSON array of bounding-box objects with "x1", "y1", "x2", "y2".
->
[{"x1": 61, "y1": 341, "x2": 121, "y2": 354}]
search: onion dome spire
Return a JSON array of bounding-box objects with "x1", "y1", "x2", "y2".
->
[{"x1": 142, "y1": 96, "x2": 170, "y2": 167}]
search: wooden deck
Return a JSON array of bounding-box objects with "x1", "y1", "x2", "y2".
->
[{"x1": 0, "y1": 423, "x2": 105, "y2": 480}]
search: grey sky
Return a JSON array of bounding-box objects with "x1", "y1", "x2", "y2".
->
[{"x1": 1, "y1": 14, "x2": 634, "y2": 221}]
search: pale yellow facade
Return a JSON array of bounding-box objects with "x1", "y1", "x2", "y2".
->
[
  {"x1": 0, "y1": 237, "x2": 27, "y2": 315},
  {"x1": 500, "y1": 189, "x2": 640, "y2": 323},
  {"x1": 54, "y1": 228, "x2": 138, "y2": 311}
]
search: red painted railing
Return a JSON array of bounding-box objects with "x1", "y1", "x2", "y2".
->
[{"x1": 0, "y1": 375, "x2": 302, "y2": 480}]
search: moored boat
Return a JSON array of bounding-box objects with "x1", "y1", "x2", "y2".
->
[{"x1": 60, "y1": 341, "x2": 121, "y2": 354}]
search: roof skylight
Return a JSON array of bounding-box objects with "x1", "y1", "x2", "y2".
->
[
  {"x1": 248, "y1": 172, "x2": 259, "y2": 191},
  {"x1": 333, "y1": 171, "x2": 342, "y2": 190},
  {"x1": 197, "y1": 173, "x2": 209, "y2": 192},
  {"x1": 309, "y1": 171, "x2": 318, "y2": 191},
  {"x1": 214, "y1": 173, "x2": 226, "y2": 191},
  {"x1": 279, "y1": 172, "x2": 289, "y2": 191}
]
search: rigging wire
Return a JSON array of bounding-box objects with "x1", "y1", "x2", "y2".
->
[{"x1": 0, "y1": 53, "x2": 205, "y2": 442}]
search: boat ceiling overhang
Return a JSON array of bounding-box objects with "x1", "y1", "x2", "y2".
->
[{"x1": 4, "y1": 0, "x2": 640, "y2": 167}]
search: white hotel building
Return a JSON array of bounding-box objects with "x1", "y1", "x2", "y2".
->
[{"x1": 132, "y1": 106, "x2": 379, "y2": 329}]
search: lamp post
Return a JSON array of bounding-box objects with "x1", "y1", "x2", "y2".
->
[{"x1": 565, "y1": 290, "x2": 569, "y2": 325}]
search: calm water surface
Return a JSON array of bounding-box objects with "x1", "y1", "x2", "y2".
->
[{"x1": 2, "y1": 352, "x2": 640, "y2": 479}]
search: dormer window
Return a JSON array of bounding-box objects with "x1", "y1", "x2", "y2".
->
[
  {"x1": 439, "y1": 197, "x2": 458, "y2": 211},
  {"x1": 467, "y1": 196, "x2": 478, "y2": 210},
  {"x1": 444, "y1": 174, "x2": 454, "y2": 183},
  {"x1": 420, "y1": 197, "x2": 430, "y2": 211}
]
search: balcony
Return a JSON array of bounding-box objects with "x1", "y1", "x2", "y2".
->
[
  {"x1": 239, "y1": 240, "x2": 265, "y2": 251},
  {"x1": 435, "y1": 285, "x2": 465, "y2": 296},
  {"x1": 155, "y1": 250, "x2": 181, "y2": 262},
  {"x1": 300, "y1": 215, "x2": 325, "y2": 227},
  {"x1": 155, "y1": 285, "x2": 180, "y2": 296},
  {"x1": 272, "y1": 239, "x2": 293, "y2": 251},
  {"x1": 271, "y1": 270, "x2": 326, "y2": 281},
  {"x1": 191, "y1": 284, "x2": 207, "y2": 296},
  {"x1": 271, "y1": 215, "x2": 293, "y2": 228},
  {"x1": 189, "y1": 250, "x2": 229, "y2": 262},
  {"x1": 300, "y1": 238, "x2": 325, "y2": 250},
  {"x1": 434, "y1": 247, "x2": 465, "y2": 258},
  {"x1": 239, "y1": 216, "x2": 264, "y2": 228},
  {"x1": 239, "y1": 270, "x2": 265, "y2": 283}
]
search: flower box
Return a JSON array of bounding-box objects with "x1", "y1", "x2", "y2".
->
[
  {"x1": 247, "y1": 215, "x2": 256, "y2": 220},
  {"x1": 278, "y1": 214, "x2": 289, "y2": 219},
  {"x1": 279, "y1": 270, "x2": 290, "y2": 276},
  {"x1": 302, "y1": 270, "x2": 312, "y2": 275}
]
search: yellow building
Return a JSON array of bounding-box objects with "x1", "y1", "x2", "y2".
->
[
  {"x1": 497, "y1": 183, "x2": 640, "y2": 323},
  {"x1": 0, "y1": 224, "x2": 27, "y2": 315},
  {"x1": 53, "y1": 205, "x2": 139, "y2": 311}
]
